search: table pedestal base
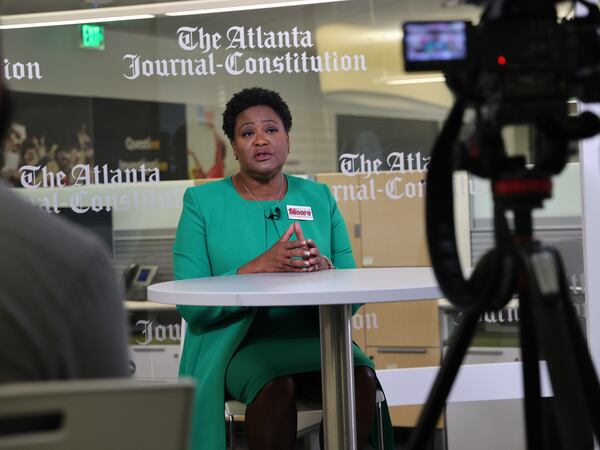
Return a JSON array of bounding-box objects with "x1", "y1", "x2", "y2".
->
[{"x1": 319, "y1": 304, "x2": 357, "y2": 450}]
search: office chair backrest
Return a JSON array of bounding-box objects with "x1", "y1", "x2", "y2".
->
[{"x1": 0, "y1": 378, "x2": 195, "y2": 450}]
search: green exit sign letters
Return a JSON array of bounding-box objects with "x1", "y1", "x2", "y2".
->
[{"x1": 80, "y1": 24, "x2": 105, "y2": 50}]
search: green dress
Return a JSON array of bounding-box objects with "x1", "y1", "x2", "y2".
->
[{"x1": 173, "y1": 174, "x2": 393, "y2": 450}]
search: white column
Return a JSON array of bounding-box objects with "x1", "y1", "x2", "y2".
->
[{"x1": 579, "y1": 103, "x2": 600, "y2": 373}]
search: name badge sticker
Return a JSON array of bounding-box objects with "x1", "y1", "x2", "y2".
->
[{"x1": 286, "y1": 205, "x2": 314, "y2": 221}]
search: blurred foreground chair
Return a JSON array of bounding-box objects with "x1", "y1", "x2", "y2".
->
[{"x1": 0, "y1": 378, "x2": 194, "y2": 450}]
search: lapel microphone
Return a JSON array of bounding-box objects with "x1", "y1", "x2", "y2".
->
[{"x1": 266, "y1": 206, "x2": 281, "y2": 220}]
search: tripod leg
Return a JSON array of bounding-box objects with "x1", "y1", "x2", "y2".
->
[
  {"x1": 518, "y1": 246, "x2": 594, "y2": 449},
  {"x1": 563, "y1": 309, "x2": 600, "y2": 442},
  {"x1": 554, "y1": 251, "x2": 600, "y2": 441},
  {"x1": 407, "y1": 307, "x2": 482, "y2": 450},
  {"x1": 516, "y1": 284, "x2": 545, "y2": 450}
]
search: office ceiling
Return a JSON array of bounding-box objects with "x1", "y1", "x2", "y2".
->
[
  {"x1": 0, "y1": 0, "x2": 572, "y2": 22},
  {"x1": 0, "y1": 0, "x2": 477, "y2": 18},
  {"x1": 0, "y1": 0, "x2": 483, "y2": 41}
]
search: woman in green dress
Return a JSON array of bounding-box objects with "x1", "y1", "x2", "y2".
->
[{"x1": 173, "y1": 87, "x2": 392, "y2": 450}]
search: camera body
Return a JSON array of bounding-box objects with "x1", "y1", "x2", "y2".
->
[
  {"x1": 403, "y1": 1, "x2": 600, "y2": 126},
  {"x1": 402, "y1": 0, "x2": 600, "y2": 180}
]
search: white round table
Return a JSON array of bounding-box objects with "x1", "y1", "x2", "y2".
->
[{"x1": 148, "y1": 267, "x2": 441, "y2": 450}]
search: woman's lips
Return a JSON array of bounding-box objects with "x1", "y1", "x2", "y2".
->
[{"x1": 254, "y1": 152, "x2": 272, "y2": 161}]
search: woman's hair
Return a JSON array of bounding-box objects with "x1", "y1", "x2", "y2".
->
[{"x1": 221, "y1": 87, "x2": 292, "y2": 141}]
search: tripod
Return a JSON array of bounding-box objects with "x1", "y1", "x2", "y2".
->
[{"x1": 407, "y1": 167, "x2": 600, "y2": 449}]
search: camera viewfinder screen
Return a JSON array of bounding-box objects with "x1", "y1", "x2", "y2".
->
[{"x1": 404, "y1": 21, "x2": 467, "y2": 63}]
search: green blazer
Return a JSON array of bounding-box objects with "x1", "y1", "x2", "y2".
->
[{"x1": 173, "y1": 174, "x2": 393, "y2": 450}]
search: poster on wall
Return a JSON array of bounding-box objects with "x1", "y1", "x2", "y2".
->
[
  {"x1": 184, "y1": 105, "x2": 226, "y2": 180},
  {"x1": 336, "y1": 114, "x2": 438, "y2": 177},
  {"x1": 0, "y1": 91, "x2": 94, "y2": 188},
  {"x1": 91, "y1": 98, "x2": 187, "y2": 181},
  {"x1": 0, "y1": 91, "x2": 222, "y2": 188}
]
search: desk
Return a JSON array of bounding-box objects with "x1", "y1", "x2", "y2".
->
[{"x1": 148, "y1": 267, "x2": 440, "y2": 450}]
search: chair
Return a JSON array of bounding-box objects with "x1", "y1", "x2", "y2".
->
[
  {"x1": 180, "y1": 320, "x2": 385, "y2": 450},
  {"x1": 225, "y1": 397, "x2": 324, "y2": 450},
  {"x1": 225, "y1": 389, "x2": 387, "y2": 450},
  {"x1": 0, "y1": 378, "x2": 195, "y2": 450}
]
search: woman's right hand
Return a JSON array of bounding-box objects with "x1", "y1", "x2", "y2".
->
[{"x1": 237, "y1": 223, "x2": 311, "y2": 274}]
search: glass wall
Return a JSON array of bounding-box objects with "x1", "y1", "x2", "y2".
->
[
  {"x1": 1, "y1": 0, "x2": 482, "y2": 279},
  {"x1": 0, "y1": 1, "x2": 587, "y2": 448}
]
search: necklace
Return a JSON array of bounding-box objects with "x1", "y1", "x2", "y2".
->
[{"x1": 238, "y1": 173, "x2": 285, "y2": 220}]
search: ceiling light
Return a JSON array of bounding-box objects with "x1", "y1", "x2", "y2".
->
[
  {"x1": 166, "y1": 0, "x2": 349, "y2": 16},
  {"x1": 385, "y1": 76, "x2": 446, "y2": 86},
  {"x1": 0, "y1": 14, "x2": 154, "y2": 30},
  {"x1": 0, "y1": 0, "x2": 349, "y2": 30}
]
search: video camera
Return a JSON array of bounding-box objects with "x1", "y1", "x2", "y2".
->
[
  {"x1": 400, "y1": 5, "x2": 600, "y2": 449},
  {"x1": 403, "y1": 0, "x2": 600, "y2": 103},
  {"x1": 401, "y1": 0, "x2": 600, "y2": 310},
  {"x1": 403, "y1": 0, "x2": 600, "y2": 177}
]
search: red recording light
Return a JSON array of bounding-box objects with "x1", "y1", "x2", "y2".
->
[{"x1": 497, "y1": 55, "x2": 507, "y2": 65}]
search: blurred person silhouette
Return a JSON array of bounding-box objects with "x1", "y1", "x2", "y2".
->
[
  {"x1": 0, "y1": 85, "x2": 129, "y2": 382},
  {"x1": 0, "y1": 124, "x2": 22, "y2": 185},
  {"x1": 19, "y1": 139, "x2": 40, "y2": 168}
]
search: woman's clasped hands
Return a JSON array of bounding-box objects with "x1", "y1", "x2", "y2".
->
[{"x1": 237, "y1": 222, "x2": 331, "y2": 274}]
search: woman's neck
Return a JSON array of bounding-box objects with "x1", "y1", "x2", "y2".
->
[{"x1": 234, "y1": 172, "x2": 286, "y2": 201}]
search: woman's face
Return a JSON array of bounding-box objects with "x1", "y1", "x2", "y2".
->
[{"x1": 232, "y1": 105, "x2": 289, "y2": 179}]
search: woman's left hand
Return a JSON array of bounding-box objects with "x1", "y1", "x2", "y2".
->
[{"x1": 293, "y1": 222, "x2": 333, "y2": 272}]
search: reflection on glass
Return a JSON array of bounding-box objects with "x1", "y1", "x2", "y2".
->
[{"x1": 6, "y1": 2, "x2": 589, "y2": 446}]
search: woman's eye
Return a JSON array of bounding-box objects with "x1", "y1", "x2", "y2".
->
[
  {"x1": 241, "y1": 130, "x2": 254, "y2": 137},
  {"x1": 266, "y1": 127, "x2": 278, "y2": 134}
]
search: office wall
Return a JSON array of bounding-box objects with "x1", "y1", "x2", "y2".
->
[{"x1": 1, "y1": 4, "x2": 465, "y2": 177}]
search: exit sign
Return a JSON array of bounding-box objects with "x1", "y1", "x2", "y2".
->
[{"x1": 80, "y1": 24, "x2": 105, "y2": 50}]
